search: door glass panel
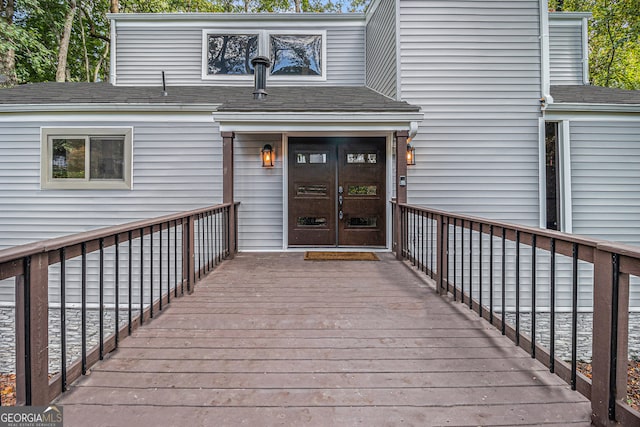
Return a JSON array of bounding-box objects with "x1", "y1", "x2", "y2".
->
[
  {"x1": 297, "y1": 184, "x2": 327, "y2": 196},
  {"x1": 297, "y1": 217, "x2": 327, "y2": 227},
  {"x1": 347, "y1": 153, "x2": 377, "y2": 164},
  {"x1": 347, "y1": 217, "x2": 377, "y2": 228},
  {"x1": 309, "y1": 153, "x2": 327, "y2": 164},
  {"x1": 297, "y1": 153, "x2": 327, "y2": 164},
  {"x1": 348, "y1": 185, "x2": 377, "y2": 196}
]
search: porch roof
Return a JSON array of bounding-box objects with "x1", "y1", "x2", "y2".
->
[{"x1": 0, "y1": 82, "x2": 419, "y2": 113}]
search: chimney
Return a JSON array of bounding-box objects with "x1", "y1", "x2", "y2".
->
[{"x1": 251, "y1": 56, "x2": 271, "y2": 100}]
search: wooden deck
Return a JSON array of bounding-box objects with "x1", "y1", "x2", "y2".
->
[{"x1": 55, "y1": 252, "x2": 591, "y2": 426}]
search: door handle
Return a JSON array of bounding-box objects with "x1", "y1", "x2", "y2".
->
[
  {"x1": 339, "y1": 195, "x2": 343, "y2": 205},
  {"x1": 339, "y1": 210, "x2": 344, "y2": 220}
]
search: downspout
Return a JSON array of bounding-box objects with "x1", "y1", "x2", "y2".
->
[
  {"x1": 539, "y1": 0, "x2": 552, "y2": 229},
  {"x1": 110, "y1": 18, "x2": 117, "y2": 85},
  {"x1": 539, "y1": 0, "x2": 553, "y2": 104},
  {"x1": 582, "y1": 16, "x2": 590, "y2": 84},
  {"x1": 394, "y1": 0, "x2": 401, "y2": 101}
]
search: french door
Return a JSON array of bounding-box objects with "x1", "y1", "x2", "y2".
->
[{"x1": 288, "y1": 137, "x2": 386, "y2": 247}]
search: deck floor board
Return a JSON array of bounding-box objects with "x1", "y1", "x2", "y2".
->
[{"x1": 55, "y1": 252, "x2": 591, "y2": 426}]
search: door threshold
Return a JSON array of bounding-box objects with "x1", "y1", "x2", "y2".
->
[{"x1": 285, "y1": 246, "x2": 390, "y2": 252}]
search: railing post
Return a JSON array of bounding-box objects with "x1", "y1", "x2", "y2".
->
[
  {"x1": 183, "y1": 218, "x2": 195, "y2": 294},
  {"x1": 436, "y1": 215, "x2": 449, "y2": 296},
  {"x1": 395, "y1": 203, "x2": 403, "y2": 260},
  {"x1": 15, "y1": 253, "x2": 49, "y2": 405},
  {"x1": 591, "y1": 248, "x2": 630, "y2": 426},
  {"x1": 222, "y1": 132, "x2": 236, "y2": 259},
  {"x1": 228, "y1": 204, "x2": 236, "y2": 260},
  {"x1": 395, "y1": 131, "x2": 408, "y2": 260}
]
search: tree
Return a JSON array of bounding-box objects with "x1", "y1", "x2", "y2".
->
[
  {"x1": 0, "y1": 0, "x2": 17, "y2": 86},
  {"x1": 56, "y1": 0, "x2": 77, "y2": 82},
  {"x1": 1, "y1": 0, "x2": 370, "y2": 86},
  {"x1": 550, "y1": 0, "x2": 640, "y2": 89}
]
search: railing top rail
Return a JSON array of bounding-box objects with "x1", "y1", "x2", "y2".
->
[
  {"x1": 394, "y1": 202, "x2": 640, "y2": 256},
  {"x1": 0, "y1": 203, "x2": 235, "y2": 265}
]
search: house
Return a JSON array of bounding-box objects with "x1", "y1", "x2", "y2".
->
[{"x1": 0, "y1": 0, "x2": 639, "y2": 307}]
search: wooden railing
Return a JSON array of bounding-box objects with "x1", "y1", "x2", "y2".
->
[
  {"x1": 0, "y1": 203, "x2": 238, "y2": 406},
  {"x1": 392, "y1": 202, "x2": 640, "y2": 426}
]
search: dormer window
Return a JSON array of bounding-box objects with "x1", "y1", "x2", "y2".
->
[
  {"x1": 207, "y1": 34, "x2": 259, "y2": 75},
  {"x1": 202, "y1": 30, "x2": 326, "y2": 81},
  {"x1": 270, "y1": 35, "x2": 322, "y2": 76}
]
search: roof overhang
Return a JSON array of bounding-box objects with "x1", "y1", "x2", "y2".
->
[
  {"x1": 0, "y1": 103, "x2": 222, "y2": 113},
  {"x1": 545, "y1": 103, "x2": 640, "y2": 114},
  {"x1": 108, "y1": 12, "x2": 365, "y2": 27},
  {"x1": 548, "y1": 12, "x2": 592, "y2": 21},
  {"x1": 212, "y1": 111, "x2": 425, "y2": 133}
]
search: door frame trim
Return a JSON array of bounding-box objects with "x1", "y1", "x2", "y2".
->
[{"x1": 282, "y1": 131, "x2": 394, "y2": 250}]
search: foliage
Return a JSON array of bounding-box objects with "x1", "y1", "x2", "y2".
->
[
  {"x1": 0, "y1": 0, "x2": 369, "y2": 85},
  {"x1": 550, "y1": 0, "x2": 640, "y2": 89}
]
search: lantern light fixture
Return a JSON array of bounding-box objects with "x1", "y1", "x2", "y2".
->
[
  {"x1": 406, "y1": 142, "x2": 416, "y2": 166},
  {"x1": 261, "y1": 144, "x2": 274, "y2": 167}
]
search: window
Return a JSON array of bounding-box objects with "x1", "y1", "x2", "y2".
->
[
  {"x1": 206, "y1": 34, "x2": 258, "y2": 75},
  {"x1": 202, "y1": 30, "x2": 326, "y2": 80},
  {"x1": 42, "y1": 128, "x2": 132, "y2": 190},
  {"x1": 545, "y1": 122, "x2": 560, "y2": 230},
  {"x1": 270, "y1": 34, "x2": 322, "y2": 76}
]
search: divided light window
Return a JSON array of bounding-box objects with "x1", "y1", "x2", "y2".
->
[
  {"x1": 42, "y1": 128, "x2": 132, "y2": 190},
  {"x1": 207, "y1": 34, "x2": 259, "y2": 75},
  {"x1": 270, "y1": 34, "x2": 322, "y2": 76}
]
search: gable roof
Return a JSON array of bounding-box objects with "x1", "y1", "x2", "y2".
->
[{"x1": 0, "y1": 82, "x2": 419, "y2": 113}]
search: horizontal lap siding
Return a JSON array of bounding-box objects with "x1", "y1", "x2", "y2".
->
[
  {"x1": 549, "y1": 21, "x2": 584, "y2": 85},
  {"x1": 570, "y1": 121, "x2": 640, "y2": 309},
  {"x1": 570, "y1": 121, "x2": 640, "y2": 245},
  {"x1": 366, "y1": 0, "x2": 397, "y2": 98},
  {"x1": 399, "y1": 0, "x2": 541, "y2": 225},
  {"x1": 234, "y1": 134, "x2": 284, "y2": 251},
  {"x1": 0, "y1": 118, "x2": 221, "y2": 250},
  {"x1": 115, "y1": 24, "x2": 364, "y2": 86},
  {"x1": 0, "y1": 116, "x2": 221, "y2": 303}
]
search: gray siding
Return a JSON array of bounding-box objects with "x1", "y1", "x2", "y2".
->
[
  {"x1": 0, "y1": 114, "x2": 221, "y2": 303},
  {"x1": 115, "y1": 23, "x2": 365, "y2": 86},
  {"x1": 549, "y1": 18, "x2": 585, "y2": 85},
  {"x1": 569, "y1": 120, "x2": 640, "y2": 308},
  {"x1": 570, "y1": 121, "x2": 640, "y2": 245},
  {"x1": 399, "y1": 0, "x2": 542, "y2": 225},
  {"x1": 365, "y1": 0, "x2": 397, "y2": 98},
  {"x1": 235, "y1": 134, "x2": 284, "y2": 251},
  {"x1": 0, "y1": 116, "x2": 221, "y2": 249}
]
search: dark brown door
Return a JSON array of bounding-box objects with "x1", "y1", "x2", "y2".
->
[{"x1": 288, "y1": 137, "x2": 386, "y2": 247}]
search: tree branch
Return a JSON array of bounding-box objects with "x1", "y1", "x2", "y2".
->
[{"x1": 80, "y1": 4, "x2": 110, "y2": 43}]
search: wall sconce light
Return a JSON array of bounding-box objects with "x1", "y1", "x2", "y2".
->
[
  {"x1": 261, "y1": 144, "x2": 274, "y2": 167},
  {"x1": 406, "y1": 143, "x2": 416, "y2": 166}
]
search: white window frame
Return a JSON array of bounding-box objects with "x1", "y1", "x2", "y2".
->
[
  {"x1": 201, "y1": 29, "x2": 327, "y2": 82},
  {"x1": 201, "y1": 29, "x2": 261, "y2": 82},
  {"x1": 266, "y1": 30, "x2": 327, "y2": 82},
  {"x1": 539, "y1": 119, "x2": 572, "y2": 232},
  {"x1": 41, "y1": 127, "x2": 133, "y2": 190}
]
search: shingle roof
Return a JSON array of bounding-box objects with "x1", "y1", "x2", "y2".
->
[
  {"x1": 551, "y1": 85, "x2": 640, "y2": 105},
  {"x1": 0, "y1": 82, "x2": 419, "y2": 112}
]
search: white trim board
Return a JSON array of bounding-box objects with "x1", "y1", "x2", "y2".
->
[{"x1": 0, "y1": 111, "x2": 218, "y2": 123}]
